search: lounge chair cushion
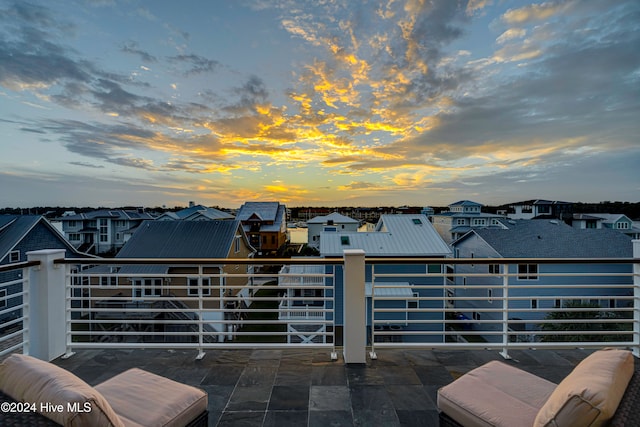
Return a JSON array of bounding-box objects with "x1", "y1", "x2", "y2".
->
[
  {"x1": 0, "y1": 354, "x2": 124, "y2": 427},
  {"x1": 534, "y1": 348, "x2": 635, "y2": 427},
  {"x1": 95, "y1": 368, "x2": 207, "y2": 427},
  {"x1": 437, "y1": 360, "x2": 556, "y2": 427}
]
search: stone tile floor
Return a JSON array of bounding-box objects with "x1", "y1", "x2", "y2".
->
[{"x1": 53, "y1": 347, "x2": 594, "y2": 426}]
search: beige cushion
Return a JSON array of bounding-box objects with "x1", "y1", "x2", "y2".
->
[
  {"x1": 95, "y1": 368, "x2": 207, "y2": 427},
  {"x1": 534, "y1": 348, "x2": 635, "y2": 427},
  {"x1": 438, "y1": 360, "x2": 556, "y2": 427},
  {"x1": 0, "y1": 354, "x2": 124, "y2": 427}
]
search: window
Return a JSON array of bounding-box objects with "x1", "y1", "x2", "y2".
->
[
  {"x1": 487, "y1": 289, "x2": 493, "y2": 303},
  {"x1": 99, "y1": 219, "x2": 108, "y2": 242},
  {"x1": 472, "y1": 218, "x2": 486, "y2": 226},
  {"x1": 616, "y1": 222, "x2": 630, "y2": 229},
  {"x1": 472, "y1": 312, "x2": 481, "y2": 321},
  {"x1": 143, "y1": 279, "x2": 162, "y2": 296},
  {"x1": 9, "y1": 250, "x2": 20, "y2": 263},
  {"x1": 100, "y1": 267, "x2": 118, "y2": 287},
  {"x1": 188, "y1": 278, "x2": 211, "y2": 296},
  {"x1": 518, "y1": 264, "x2": 538, "y2": 280},
  {"x1": 68, "y1": 220, "x2": 77, "y2": 228},
  {"x1": 412, "y1": 218, "x2": 422, "y2": 225},
  {"x1": 488, "y1": 264, "x2": 500, "y2": 274},
  {"x1": 427, "y1": 264, "x2": 441, "y2": 274},
  {"x1": 235, "y1": 236, "x2": 241, "y2": 253},
  {"x1": 324, "y1": 226, "x2": 337, "y2": 232},
  {"x1": 408, "y1": 292, "x2": 419, "y2": 309},
  {"x1": 531, "y1": 299, "x2": 538, "y2": 309},
  {"x1": 341, "y1": 236, "x2": 350, "y2": 245},
  {"x1": 456, "y1": 219, "x2": 465, "y2": 225},
  {"x1": 0, "y1": 289, "x2": 6, "y2": 309},
  {"x1": 69, "y1": 233, "x2": 81, "y2": 241}
]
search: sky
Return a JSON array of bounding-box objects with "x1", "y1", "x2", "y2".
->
[{"x1": 1, "y1": 0, "x2": 639, "y2": 209}]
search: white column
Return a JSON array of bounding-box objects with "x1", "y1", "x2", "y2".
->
[
  {"x1": 343, "y1": 249, "x2": 366, "y2": 364},
  {"x1": 633, "y1": 240, "x2": 640, "y2": 358},
  {"x1": 26, "y1": 249, "x2": 67, "y2": 361}
]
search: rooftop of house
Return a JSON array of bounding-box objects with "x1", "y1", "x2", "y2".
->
[
  {"x1": 117, "y1": 220, "x2": 250, "y2": 259},
  {"x1": 320, "y1": 214, "x2": 451, "y2": 257},
  {"x1": 307, "y1": 212, "x2": 358, "y2": 224},
  {"x1": 56, "y1": 209, "x2": 157, "y2": 221},
  {"x1": 51, "y1": 347, "x2": 598, "y2": 426},
  {"x1": 458, "y1": 219, "x2": 633, "y2": 258},
  {"x1": 237, "y1": 202, "x2": 286, "y2": 232},
  {"x1": 157, "y1": 205, "x2": 234, "y2": 220},
  {"x1": 0, "y1": 215, "x2": 84, "y2": 262}
]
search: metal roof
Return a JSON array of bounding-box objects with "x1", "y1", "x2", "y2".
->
[
  {"x1": 461, "y1": 219, "x2": 633, "y2": 258},
  {"x1": 449, "y1": 200, "x2": 483, "y2": 207},
  {"x1": 307, "y1": 212, "x2": 358, "y2": 224},
  {"x1": 320, "y1": 214, "x2": 451, "y2": 257},
  {"x1": 117, "y1": 220, "x2": 250, "y2": 258},
  {"x1": 236, "y1": 202, "x2": 285, "y2": 233},
  {"x1": 57, "y1": 209, "x2": 156, "y2": 221},
  {"x1": 365, "y1": 282, "x2": 413, "y2": 298}
]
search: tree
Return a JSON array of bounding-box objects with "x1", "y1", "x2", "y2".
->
[{"x1": 540, "y1": 301, "x2": 632, "y2": 342}]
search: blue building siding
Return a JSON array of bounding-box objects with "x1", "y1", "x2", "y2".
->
[
  {"x1": 1, "y1": 222, "x2": 79, "y2": 323},
  {"x1": 452, "y1": 234, "x2": 633, "y2": 342},
  {"x1": 331, "y1": 262, "x2": 446, "y2": 343}
]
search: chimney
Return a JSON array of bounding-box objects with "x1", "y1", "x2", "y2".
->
[{"x1": 189, "y1": 201, "x2": 195, "y2": 208}]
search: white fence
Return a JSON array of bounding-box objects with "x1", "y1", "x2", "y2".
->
[{"x1": 0, "y1": 246, "x2": 638, "y2": 362}]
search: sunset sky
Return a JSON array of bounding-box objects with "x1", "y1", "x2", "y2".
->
[{"x1": 1, "y1": 0, "x2": 638, "y2": 208}]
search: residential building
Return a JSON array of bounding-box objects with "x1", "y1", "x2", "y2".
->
[
  {"x1": 505, "y1": 199, "x2": 573, "y2": 220},
  {"x1": 85, "y1": 220, "x2": 256, "y2": 341},
  {"x1": 307, "y1": 212, "x2": 359, "y2": 249},
  {"x1": 0, "y1": 215, "x2": 89, "y2": 323},
  {"x1": 589, "y1": 214, "x2": 640, "y2": 240},
  {"x1": 236, "y1": 202, "x2": 287, "y2": 255},
  {"x1": 155, "y1": 203, "x2": 234, "y2": 221},
  {"x1": 430, "y1": 200, "x2": 505, "y2": 244},
  {"x1": 317, "y1": 214, "x2": 452, "y2": 344},
  {"x1": 450, "y1": 219, "x2": 633, "y2": 342},
  {"x1": 57, "y1": 208, "x2": 157, "y2": 255}
]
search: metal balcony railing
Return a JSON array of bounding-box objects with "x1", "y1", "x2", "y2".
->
[
  {"x1": 0, "y1": 248, "x2": 638, "y2": 363},
  {"x1": 0, "y1": 261, "x2": 36, "y2": 358}
]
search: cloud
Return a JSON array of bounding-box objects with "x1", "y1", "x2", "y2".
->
[
  {"x1": 121, "y1": 41, "x2": 157, "y2": 63},
  {"x1": 168, "y1": 54, "x2": 220, "y2": 75}
]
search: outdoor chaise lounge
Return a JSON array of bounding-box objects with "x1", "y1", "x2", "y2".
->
[
  {"x1": 0, "y1": 354, "x2": 208, "y2": 427},
  {"x1": 437, "y1": 348, "x2": 638, "y2": 427}
]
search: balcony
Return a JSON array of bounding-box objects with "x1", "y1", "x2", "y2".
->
[{"x1": 1, "y1": 246, "x2": 639, "y2": 425}]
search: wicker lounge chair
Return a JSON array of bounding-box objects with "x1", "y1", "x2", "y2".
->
[
  {"x1": 437, "y1": 349, "x2": 638, "y2": 427},
  {"x1": 0, "y1": 354, "x2": 208, "y2": 427}
]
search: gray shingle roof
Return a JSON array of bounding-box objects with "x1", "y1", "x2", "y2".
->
[
  {"x1": 470, "y1": 219, "x2": 632, "y2": 258},
  {"x1": 0, "y1": 215, "x2": 83, "y2": 262}
]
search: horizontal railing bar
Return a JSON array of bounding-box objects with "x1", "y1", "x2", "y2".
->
[{"x1": 0, "y1": 261, "x2": 39, "y2": 273}]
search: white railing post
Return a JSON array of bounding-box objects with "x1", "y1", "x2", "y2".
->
[
  {"x1": 343, "y1": 249, "x2": 366, "y2": 364},
  {"x1": 499, "y1": 264, "x2": 511, "y2": 359},
  {"x1": 633, "y1": 240, "x2": 640, "y2": 358},
  {"x1": 26, "y1": 249, "x2": 66, "y2": 361}
]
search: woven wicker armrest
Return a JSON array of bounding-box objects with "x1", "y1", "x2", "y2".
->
[{"x1": 610, "y1": 362, "x2": 640, "y2": 427}]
